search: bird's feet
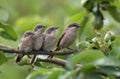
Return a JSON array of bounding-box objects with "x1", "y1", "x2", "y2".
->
[{"x1": 47, "y1": 55, "x2": 53, "y2": 59}]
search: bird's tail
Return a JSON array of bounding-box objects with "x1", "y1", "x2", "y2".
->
[
  {"x1": 15, "y1": 54, "x2": 24, "y2": 63},
  {"x1": 54, "y1": 47, "x2": 61, "y2": 51},
  {"x1": 30, "y1": 55, "x2": 37, "y2": 64}
]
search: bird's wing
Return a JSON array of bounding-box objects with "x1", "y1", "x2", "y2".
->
[
  {"x1": 18, "y1": 38, "x2": 23, "y2": 49},
  {"x1": 57, "y1": 31, "x2": 66, "y2": 47}
]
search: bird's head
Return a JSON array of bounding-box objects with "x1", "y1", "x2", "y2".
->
[
  {"x1": 23, "y1": 31, "x2": 34, "y2": 38},
  {"x1": 45, "y1": 27, "x2": 58, "y2": 34},
  {"x1": 33, "y1": 24, "x2": 45, "y2": 33},
  {"x1": 67, "y1": 23, "x2": 80, "y2": 29}
]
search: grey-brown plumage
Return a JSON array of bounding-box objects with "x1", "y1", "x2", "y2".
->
[
  {"x1": 40, "y1": 27, "x2": 58, "y2": 58},
  {"x1": 55, "y1": 23, "x2": 80, "y2": 51},
  {"x1": 15, "y1": 31, "x2": 34, "y2": 63},
  {"x1": 42, "y1": 27, "x2": 58, "y2": 50},
  {"x1": 30, "y1": 24, "x2": 45, "y2": 64}
]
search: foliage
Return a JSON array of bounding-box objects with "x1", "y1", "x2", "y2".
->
[
  {"x1": 0, "y1": 0, "x2": 120, "y2": 79},
  {"x1": 0, "y1": 8, "x2": 17, "y2": 41}
]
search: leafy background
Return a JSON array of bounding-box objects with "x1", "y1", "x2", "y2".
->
[{"x1": 0, "y1": 0, "x2": 120, "y2": 79}]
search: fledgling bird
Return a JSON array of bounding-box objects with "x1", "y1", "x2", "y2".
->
[
  {"x1": 37, "y1": 27, "x2": 58, "y2": 59},
  {"x1": 42, "y1": 27, "x2": 58, "y2": 51},
  {"x1": 15, "y1": 31, "x2": 34, "y2": 63},
  {"x1": 30, "y1": 24, "x2": 45, "y2": 64},
  {"x1": 55, "y1": 23, "x2": 80, "y2": 51}
]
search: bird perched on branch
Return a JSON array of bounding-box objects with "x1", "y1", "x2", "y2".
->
[
  {"x1": 55, "y1": 23, "x2": 80, "y2": 51},
  {"x1": 41, "y1": 27, "x2": 58, "y2": 58},
  {"x1": 15, "y1": 31, "x2": 34, "y2": 63},
  {"x1": 30, "y1": 24, "x2": 45, "y2": 64}
]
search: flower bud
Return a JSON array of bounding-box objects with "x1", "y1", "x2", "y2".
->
[{"x1": 104, "y1": 31, "x2": 115, "y2": 42}]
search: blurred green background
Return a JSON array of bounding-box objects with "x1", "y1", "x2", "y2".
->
[{"x1": 0, "y1": 0, "x2": 120, "y2": 79}]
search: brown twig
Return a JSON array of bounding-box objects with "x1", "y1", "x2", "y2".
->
[
  {"x1": 0, "y1": 45, "x2": 79, "y2": 55},
  {"x1": 37, "y1": 58, "x2": 82, "y2": 68},
  {"x1": 37, "y1": 58, "x2": 67, "y2": 67}
]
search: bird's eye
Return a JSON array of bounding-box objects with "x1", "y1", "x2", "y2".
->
[
  {"x1": 28, "y1": 33, "x2": 31, "y2": 35},
  {"x1": 26, "y1": 33, "x2": 30, "y2": 36}
]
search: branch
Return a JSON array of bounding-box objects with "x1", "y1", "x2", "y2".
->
[
  {"x1": 37, "y1": 58, "x2": 67, "y2": 67},
  {"x1": 0, "y1": 45, "x2": 79, "y2": 55},
  {"x1": 0, "y1": 45, "x2": 82, "y2": 68},
  {"x1": 37, "y1": 58, "x2": 82, "y2": 68}
]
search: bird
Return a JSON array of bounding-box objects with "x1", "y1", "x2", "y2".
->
[
  {"x1": 15, "y1": 31, "x2": 34, "y2": 63},
  {"x1": 41, "y1": 27, "x2": 58, "y2": 58},
  {"x1": 55, "y1": 23, "x2": 80, "y2": 51},
  {"x1": 30, "y1": 24, "x2": 45, "y2": 64}
]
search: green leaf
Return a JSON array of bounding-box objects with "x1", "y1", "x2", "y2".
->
[
  {"x1": 110, "y1": 46, "x2": 120, "y2": 57},
  {"x1": 78, "y1": 15, "x2": 89, "y2": 40},
  {"x1": 77, "y1": 41, "x2": 90, "y2": 50},
  {"x1": 59, "y1": 70, "x2": 77, "y2": 79},
  {"x1": 0, "y1": 22, "x2": 18, "y2": 41},
  {"x1": 93, "y1": 57, "x2": 120, "y2": 66},
  {"x1": 27, "y1": 69, "x2": 48, "y2": 79},
  {"x1": 66, "y1": 50, "x2": 105, "y2": 69},
  {"x1": 27, "y1": 68, "x2": 65, "y2": 79},
  {"x1": 66, "y1": 12, "x2": 85, "y2": 24},
  {"x1": 34, "y1": 61, "x2": 43, "y2": 67},
  {"x1": 0, "y1": 52, "x2": 7, "y2": 65},
  {"x1": 85, "y1": 73, "x2": 102, "y2": 79},
  {"x1": 108, "y1": 5, "x2": 120, "y2": 23},
  {"x1": 17, "y1": 55, "x2": 30, "y2": 66},
  {"x1": 113, "y1": 36, "x2": 120, "y2": 46},
  {"x1": 0, "y1": 8, "x2": 9, "y2": 22},
  {"x1": 83, "y1": 0, "x2": 94, "y2": 12},
  {"x1": 93, "y1": 10, "x2": 104, "y2": 30},
  {"x1": 99, "y1": 66, "x2": 120, "y2": 77},
  {"x1": 80, "y1": 57, "x2": 120, "y2": 73},
  {"x1": 46, "y1": 68, "x2": 65, "y2": 79},
  {"x1": 80, "y1": 64, "x2": 96, "y2": 73}
]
